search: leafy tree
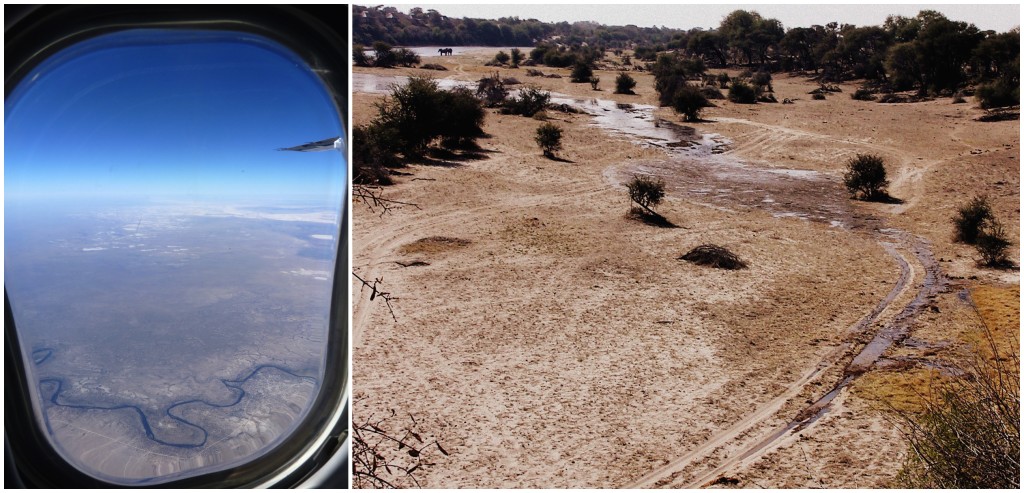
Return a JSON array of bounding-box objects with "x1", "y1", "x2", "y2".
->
[
  {"x1": 373, "y1": 41, "x2": 397, "y2": 68},
  {"x1": 571, "y1": 61, "x2": 594, "y2": 83},
  {"x1": 653, "y1": 53, "x2": 706, "y2": 107},
  {"x1": 626, "y1": 175, "x2": 666, "y2": 215},
  {"x1": 535, "y1": 122, "x2": 563, "y2": 158},
  {"x1": 843, "y1": 154, "x2": 889, "y2": 200},
  {"x1": 673, "y1": 84, "x2": 709, "y2": 121},
  {"x1": 615, "y1": 72, "x2": 637, "y2": 94},
  {"x1": 687, "y1": 31, "x2": 728, "y2": 67}
]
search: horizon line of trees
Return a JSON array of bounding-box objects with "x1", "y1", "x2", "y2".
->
[{"x1": 356, "y1": 6, "x2": 1018, "y2": 100}]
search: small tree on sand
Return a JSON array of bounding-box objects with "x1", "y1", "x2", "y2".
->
[
  {"x1": 535, "y1": 122, "x2": 563, "y2": 158},
  {"x1": 843, "y1": 153, "x2": 890, "y2": 200},
  {"x1": 952, "y1": 195, "x2": 994, "y2": 244},
  {"x1": 627, "y1": 174, "x2": 666, "y2": 215}
]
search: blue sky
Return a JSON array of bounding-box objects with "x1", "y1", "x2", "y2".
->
[{"x1": 5, "y1": 29, "x2": 345, "y2": 203}]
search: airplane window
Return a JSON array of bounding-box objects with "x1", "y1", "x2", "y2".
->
[{"x1": 5, "y1": 28, "x2": 344, "y2": 484}]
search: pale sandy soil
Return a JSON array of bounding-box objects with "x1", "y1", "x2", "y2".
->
[{"x1": 351, "y1": 49, "x2": 1019, "y2": 488}]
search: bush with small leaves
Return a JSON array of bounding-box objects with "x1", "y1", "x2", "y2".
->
[
  {"x1": 701, "y1": 85, "x2": 724, "y2": 100},
  {"x1": 680, "y1": 244, "x2": 748, "y2": 270},
  {"x1": 476, "y1": 73, "x2": 508, "y2": 107},
  {"x1": 976, "y1": 78, "x2": 1020, "y2": 109},
  {"x1": 975, "y1": 220, "x2": 1012, "y2": 267},
  {"x1": 673, "y1": 84, "x2": 709, "y2": 122},
  {"x1": 952, "y1": 195, "x2": 994, "y2": 244},
  {"x1": 535, "y1": 122, "x2": 563, "y2": 158},
  {"x1": 589, "y1": 76, "x2": 600, "y2": 90},
  {"x1": 571, "y1": 62, "x2": 594, "y2": 83},
  {"x1": 626, "y1": 174, "x2": 666, "y2": 215},
  {"x1": 615, "y1": 72, "x2": 637, "y2": 94},
  {"x1": 502, "y1": 86, "x2": 551, "y2": 117},
  {"x1": 751, "y1": 70, "x2": 772, "y2": 92},
  {"x1": 717, "y1": 72, "x2": 731, "y2": 87},
  {"x1": 394, "y1": 48, "x2": 420, "y2": 67},
  {"x1": 728, "y1": 81, "x2": 757, "y2": 104},
  {"x1": 493, "y1": 50, "x2": 510, "y2": 65},
  {"x1": 843, "y1": 154, "x2": 889, "y2": 200}
]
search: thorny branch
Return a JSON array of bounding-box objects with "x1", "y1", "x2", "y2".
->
[
  {"x1": 354, "y1": 184, "x2": 420, "y2": 217},
  {"x1": 352, "y1": 407, "x2": 449, "y2": 488},
  {"x1": 352, "y1": 272, "x2": 398, "y2": 322}
]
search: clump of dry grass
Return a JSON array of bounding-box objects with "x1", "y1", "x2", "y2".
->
[{"x1": 679, "y1": 244, "x2": 747, "y2": 270}]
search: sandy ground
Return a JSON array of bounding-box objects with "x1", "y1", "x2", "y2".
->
[{"x1": 351, "y1": 49, "x2": 1019, "y2": 488}]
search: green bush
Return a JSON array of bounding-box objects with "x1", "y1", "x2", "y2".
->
[
  {"x1": 493, "y1": 50, "x2": 510, "y2": 65},
  {"x1": 976, "y1": 78, "x2": 1020, "y2": 109},
  {"x1": 376, "y1": 77, "x2": 484, "y2": 156},
  {"x1": 843, "y1": 153, "x2": 889, "y2": 200},
  {"x1": 510, "y1": 48, "x2": 523, "y2": 68},
  {"x1": 717, "y1": 72, "x2": 731, "y2": 87},
  {"x1": 394, "y1": 48, "x2": 420, "y2": 67},
  {"x1": 626, "y1": 175, "x2": 666, "y2": 215},
  {"x1": 535, "y1": 122, "x2": 563, "y2": 158},
  {"x1": 701, "y1": 85, "x2": 725, "y2": 100},
  {"x1": 476, "y1": 73, "x2": 508, "y2": 107},
  {"x1": 352, "y1": 123, "x2": 400, "y2": 185},
  {"x1": 953, "y1": 195, "x2": 994, "y2": 244},
  {"x1": 571, "y1": 62, "x2": 594, "y2": 83},
  {"x1": 728, "y1": 81, "x2": 757, "y2": 104},
  {"x1": 353, "y1": 44, "x2": 371, "y2": 67},
  {"x1": 501, "y1": 86, "x2": 550, "y2": 117},
  {"x1": 975, "y1": 220, "x2": 1012, "y2": 267},
  {"x1": 437, "y1": 87, "x2": 485, "y2": 150},
  {"x1": 615, "y1": 72, "x2": 637, "y2": 94},
  {"x1": 673, "y1": 84, "x2": 709, "y2": 122}
]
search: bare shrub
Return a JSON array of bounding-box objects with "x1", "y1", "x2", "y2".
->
[
  {"x1": 420, "y1": 63, "x2": 448, "y2": 71},
  {"x1": 679, "y1": 244, "x2": 748, "y2": 270},
  {"x1": 352, "y1": 409, "x2": 449, "y2": 488},
  {"x1": 476, "y1": 72, "x2": 508, "y2": 107}
]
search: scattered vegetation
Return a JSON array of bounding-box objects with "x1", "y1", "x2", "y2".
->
[
  {"x1": 626, "y1": 174, "x2": 666, "y2": 216},
  {"x1": 679, "y1": 244, "x2": 748, "y2": 270},
  {"x1": 843, "y1": 153, "x2": 890, "y2": 201},
  {"x1": 653, "y1": 53, "x2": 706, "y2": 107},
  {"x1": 476, "y1": 72, "x2": 509, "y2": 107},
  {"x1": 615, "y1": 72, "x2": 637, "y2": 94},
  {"x1": 535, "y1": 122, "x2": 563, "y2": 158}
]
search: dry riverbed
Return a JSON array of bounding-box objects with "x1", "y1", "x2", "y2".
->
[{"x1": 351, "y1": 48, "x2": 1019, "y2": 488}]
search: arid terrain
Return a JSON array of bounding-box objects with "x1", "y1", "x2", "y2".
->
[{"x1": 352, "y1": 48, "x2": 1019, "y2": 488}]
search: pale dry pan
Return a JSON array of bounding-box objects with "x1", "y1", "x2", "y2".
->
[{"x1": 352, "y1": 49, "x2": 1019, "y2": 488}]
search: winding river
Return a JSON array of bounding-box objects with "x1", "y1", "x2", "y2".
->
[{"x1": 35, "y1": 349, "x2": 317, "y2": 449}]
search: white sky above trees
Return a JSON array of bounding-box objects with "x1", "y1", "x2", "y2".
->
[{"x1": 385, "y1": 3, "x2": 1020, "y2": 33}]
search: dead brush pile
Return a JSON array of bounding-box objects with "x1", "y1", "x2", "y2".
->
[{"x1": 679, "y1": 244, "x2": 748, "y2": 270}]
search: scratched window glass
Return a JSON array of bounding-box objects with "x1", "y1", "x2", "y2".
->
[{"x1": 5, "y1": 30, "x2": 344, "y2": 484}]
